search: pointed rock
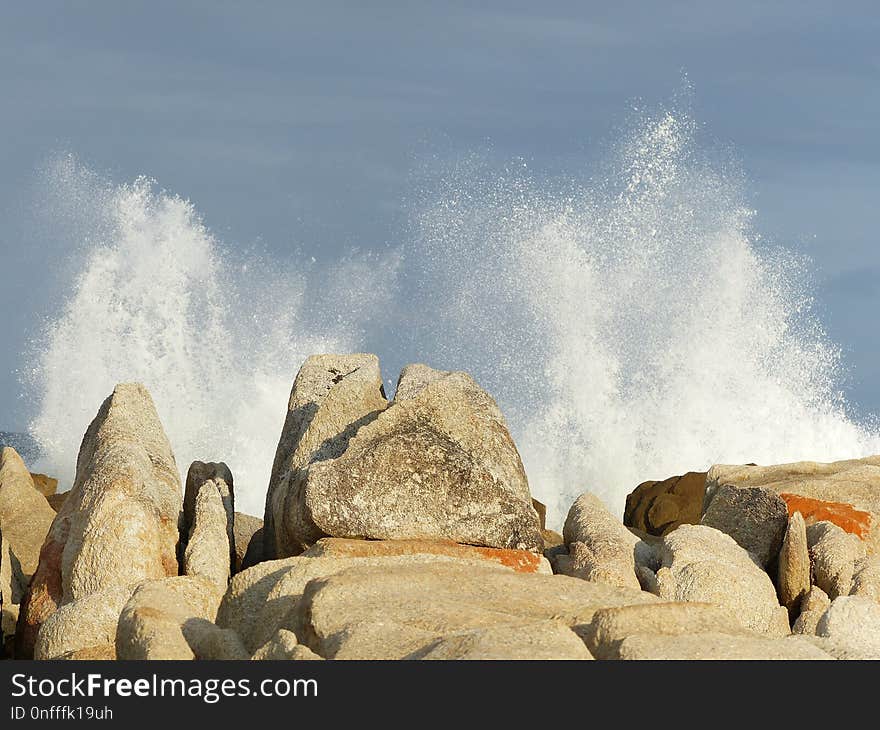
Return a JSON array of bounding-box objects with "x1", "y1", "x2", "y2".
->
[
  {"x1": 16, "y1": 383, "x2": 181, "y2": 658},
  {"x1": 183, "y1": 482, "x2": 232, "y2": 587},
  {"x1": 183, "y1": 461, "x2": 234, "y2": 570},
  {"x1": 777, "y1": 511, "x2": 810, "y2": 614}
]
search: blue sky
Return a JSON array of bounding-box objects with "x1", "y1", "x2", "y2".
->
[{"x1": 2, "y1": 2, "x2": 880, "y2": 430}]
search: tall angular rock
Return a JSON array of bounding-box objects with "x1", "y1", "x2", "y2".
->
[
  {"x1": 263, "y1": 354, "x2": 388, "y2": 559},
  {"x1": 183, "y1": 484, "x2": 232, "y2": 587},
  {"x1": 16, "y1": 383, "x2": 182, "y2": 658},
  {"x1": 777, "y1": 511, "x2": 810, "y2": 614},
  {"x1": 221, "y1": 554, "x2": 544, "y2": 655},
  {"x1": 183, "y1": 462, "x2": 234, "y2": 564},
  {"x1": 182, "y1": 462, "x2": 234, "y2": 585},
  {"x1": 265, "y1": 356, "x2": 542, "y2": 557}
]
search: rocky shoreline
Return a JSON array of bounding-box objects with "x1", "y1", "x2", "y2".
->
[{"x1": 2, "y1": 354, "x2": 880, "y2": 660}]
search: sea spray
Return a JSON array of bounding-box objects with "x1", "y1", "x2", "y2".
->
[
  {"x1": 24, "y1": 157, "x2": 398, "y2": 515},
  {"x1": 24, "y1": 110, "x2": 880, "y2": 529},
  {"x1": 405, "y1": 110, "x2": 880, "y2": 524}
]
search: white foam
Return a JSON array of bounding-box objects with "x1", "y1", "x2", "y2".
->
[
  {"x1": 25, "y1": 158, "x2": 397, "y2": 515},
  {"x1": 407, "y1": 111, "x2": 880, "y2": 526},
  {"x1": 25, "y1": 111, "x2": 880, "y2": 529}
]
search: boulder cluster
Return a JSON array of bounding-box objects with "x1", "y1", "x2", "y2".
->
[{"x1": 2, "y1": 354, "x2": 880, "y2": 660}]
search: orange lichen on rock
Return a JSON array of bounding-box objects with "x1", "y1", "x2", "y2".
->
[
  {"x1": 780, "y1": 493, "x2": 872, "y2": 540},
  {"x1": 302, "y1": 537, "x2": 545, "y2": 573},
  {"x1": 472, "y1": 546, "x2": 542, "y2": 573}
]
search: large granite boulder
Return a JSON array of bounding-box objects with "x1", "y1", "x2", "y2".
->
[
  {"x1": 700, "y1": 484, "x2": 789, "y2": 568},
  {"x1": 707, "y1": 457, "x2": 880, "y2": 552},
  {"x1": 652, "y1": 524, "x2": 789, "y2": 636},
  {"x1": 623, "y1": 472, "x2": 707, "y2": 536},
  {"x1": 218, "y1": 552, "x2": 657, "y2": 658},
  {"x1": 265, "y1": 356, "x2": 542, "y2": 558},
  {"x1": 221, "y1": 553, "x2": 546, "y2": 654},
  {"x1": 16, "y1": 383, "x2": 182, "y2": 658},
  {"x1": 295, "y1": 559, "x2": 656, "y2": 659}
]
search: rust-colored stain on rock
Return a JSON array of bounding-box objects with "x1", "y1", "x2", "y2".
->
[
  {"x1": 304, "y1": 537, "x2": 544, "y2": 573},
  {"x1": 472, "y1": 546, "x2": 542, "y2": 573},
  {"x1": 780, "y1": 493, "x2": 872, "y2": 540}
]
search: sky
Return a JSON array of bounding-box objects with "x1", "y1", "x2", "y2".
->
[{"x1": 1, "y1": 1, "x2": 880, "y2": 431}]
